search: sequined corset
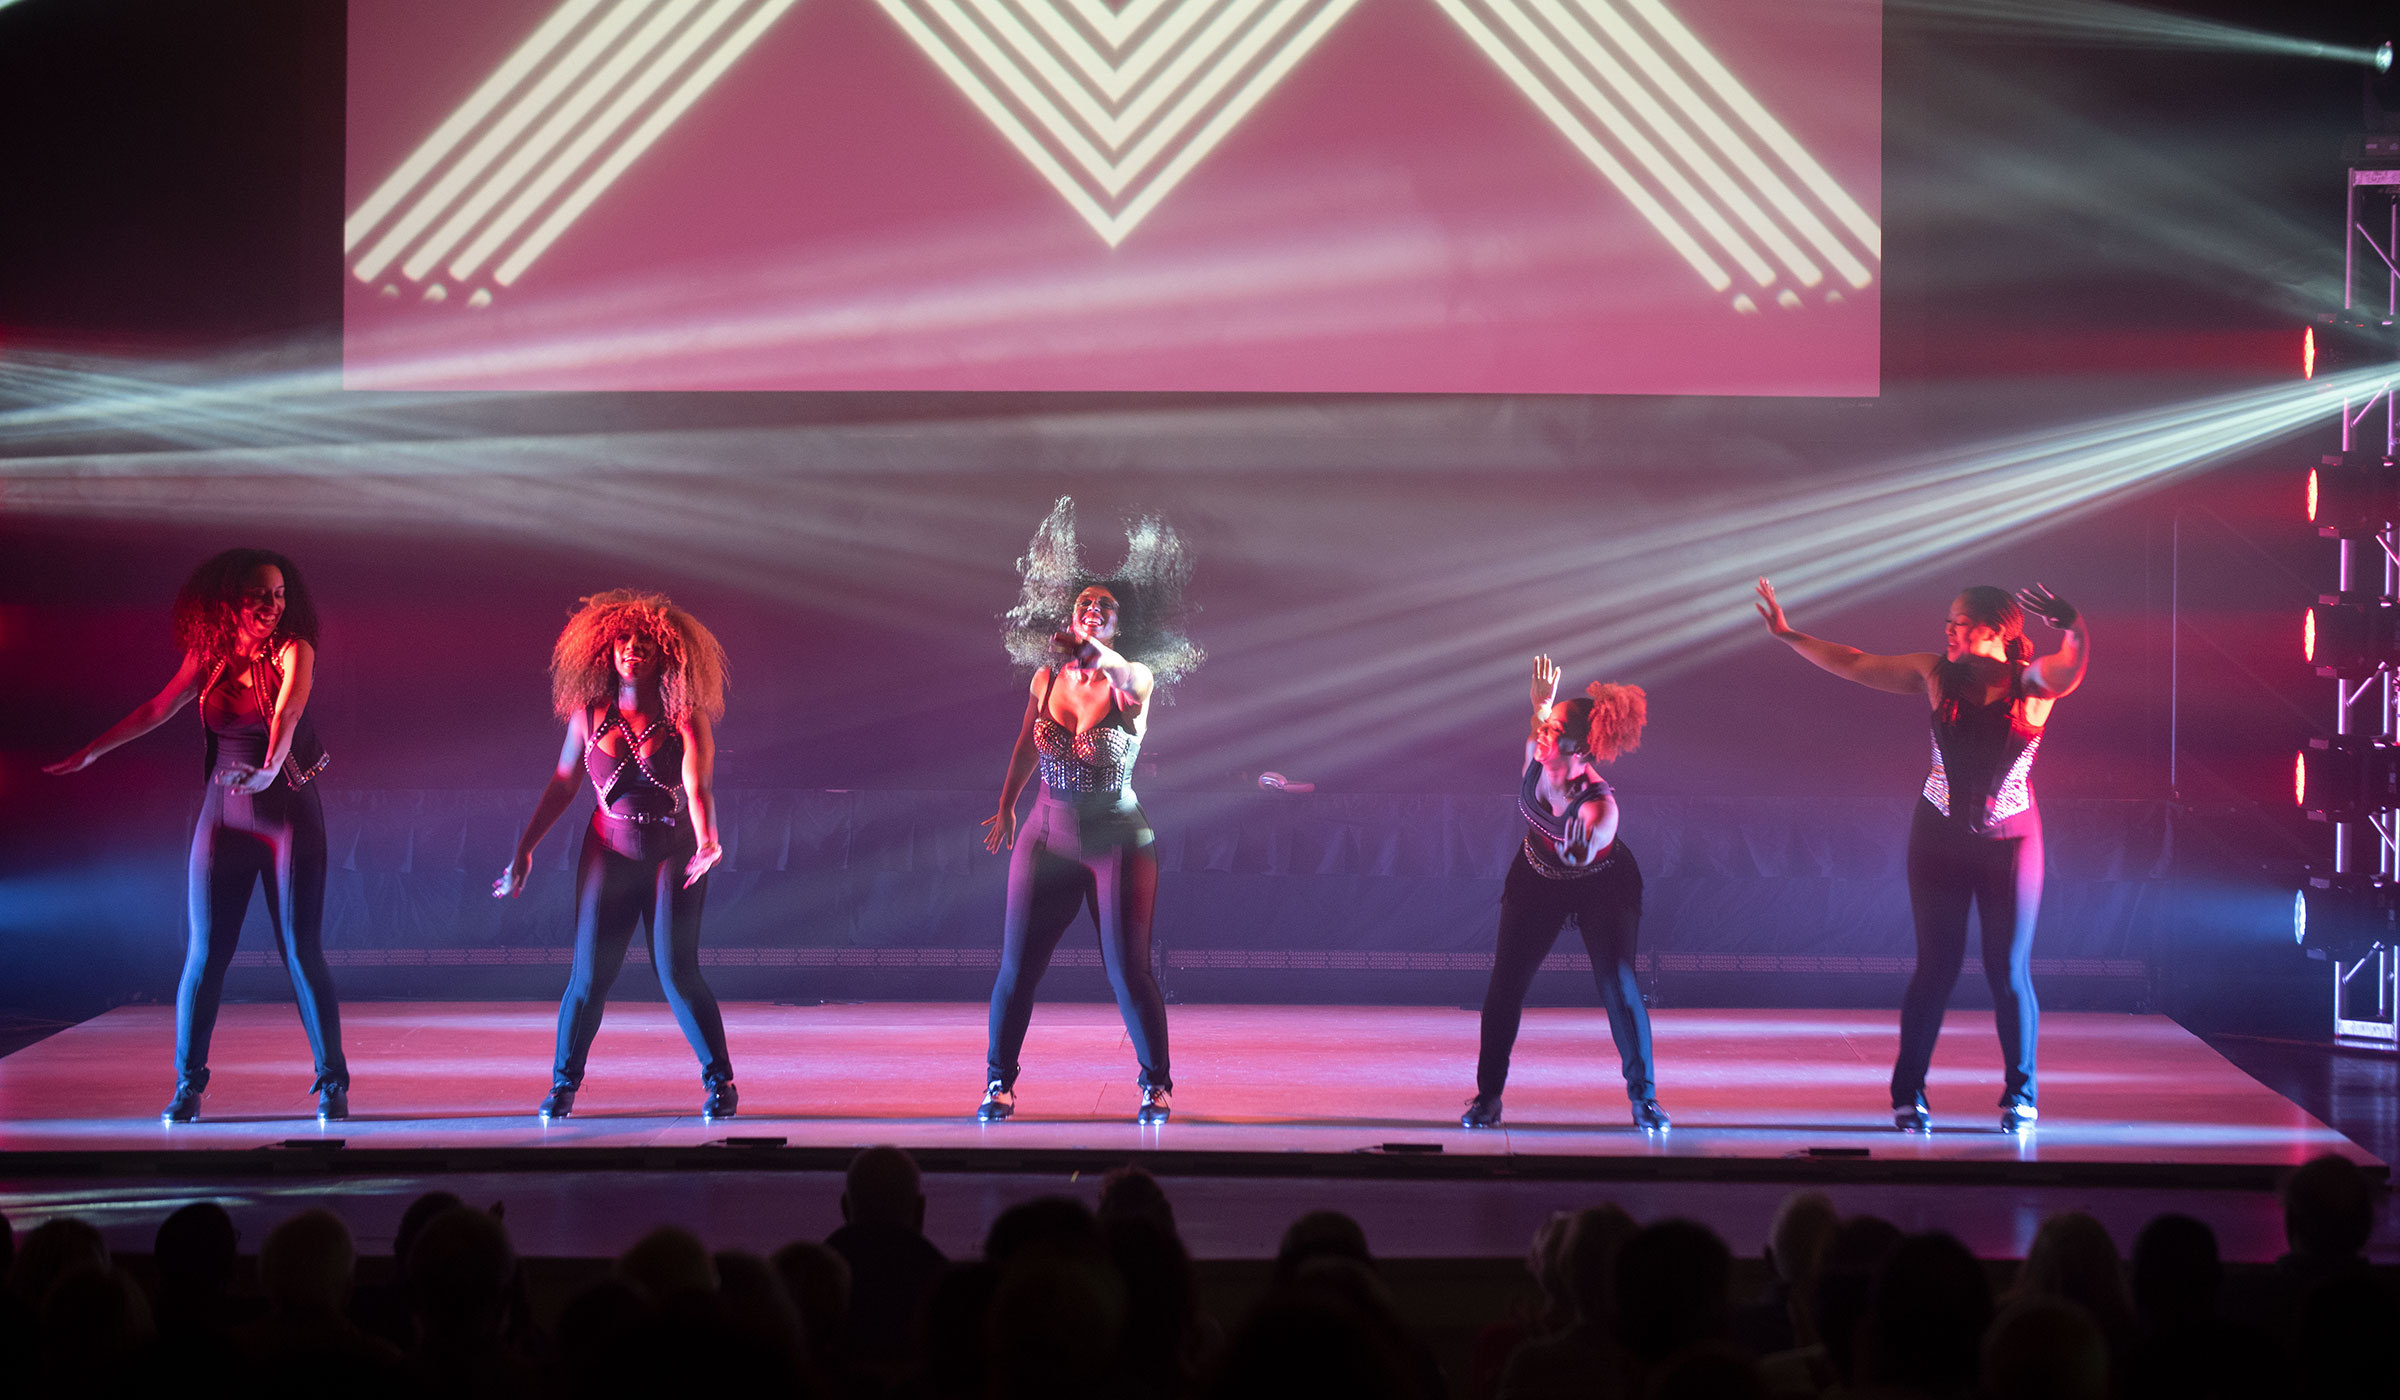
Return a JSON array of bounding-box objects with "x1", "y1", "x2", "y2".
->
[
  {"x1": 1035, "y1": 716, "x2": 1140, "y2": 795},
  {"x1": 1922, "y1": 663, "x2": 2043, "y2": 833}
]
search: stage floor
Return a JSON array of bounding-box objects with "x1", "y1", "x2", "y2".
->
[{"x1": 0, "y1": 1002, "x2": 2376, "y2": 1176}]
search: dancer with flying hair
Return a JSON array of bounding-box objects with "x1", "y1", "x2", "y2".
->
[
  {"x1": 1755, "y1": 579, "x2": 2087, "y2": 1133},
  {"x1": 1463, "y1": 656, "x2": 1670, "y2": 1132},
  {"x1": 46, "y1": 548, "x2": 348, "y2": 1123},
  {"x1": 979, "y1": 497, "x2": 1203, "y2": 1124},
  {"x1": 496, "y1": 590, "x2": 739, "y2": 1120}
]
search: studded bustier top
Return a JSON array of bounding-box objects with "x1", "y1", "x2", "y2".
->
[
  {"x1": 1923, "y1": 660, "x2": 2043, "y2": 835},
  {"x1": 585, "y1": 707, "x2": 686, "y2": 827},
  {"x1": 1035, "y1": 715, "x2": 1140, "y2": 795}
]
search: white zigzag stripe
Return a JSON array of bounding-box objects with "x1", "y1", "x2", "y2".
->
[
  {"x1": 1431, "y1": 0, "x2": 1878, "y2": 306},
  {"x1": 883, "y1": 0, "x2": 1360, "y2": 241}
]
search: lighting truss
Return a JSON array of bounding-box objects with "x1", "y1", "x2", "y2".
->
[{"x1": 2315, "y1": 159, "x2": 2400, "y2": 1050}]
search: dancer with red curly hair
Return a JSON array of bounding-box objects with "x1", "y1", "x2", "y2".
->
[
  {"x1": 495, "y1": 590, "x2": 737, "y2": 1120},
  {"x1": 1462, "y1": 656, "x2": 1668, "y2": 1132},
  {"x1": 1755, "y1": 580, "x2": 2088, "y2": 1133},
  {"x1": 46, "y1": 548, "x2": 347, "y2": 1123}
]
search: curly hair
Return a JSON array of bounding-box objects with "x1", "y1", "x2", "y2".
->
[
  {"x1": 550, "y1": 590, "x2": 728, "y2": 726},
  {"x1": 172, "y1": 548, "x2": 320, "y2": 663},
  {"x1": 1534, "y1": 684, "x2": 1649, "y2": 762},
  {"x1": 1001, "y1": 497, "x2": 1204, "y2": 685}
]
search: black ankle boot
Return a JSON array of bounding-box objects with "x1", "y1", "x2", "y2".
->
[
  {"x1": 315, "y1": 1079, "x2": 349, "y2": 1122},
  {"x1": 1894, "y1": 1094, "x2": 1932, "y2": 1133},
  {"x1": 1631, "y1": 1099, "x2": 1671, "y2": 1132},
  {"x1": 162, "y1": 1081, "x2": 204, "y2": 1124},
  {"x1": 1461, "y1": 1093, "x2": 1502, "y2": 1128},
  {"x1": 703, "y1": 1080, "x2": 739, "y2": 1120},
  {"x1": 539, "y1": 1084, "x2": 576, "y2": 1120}
]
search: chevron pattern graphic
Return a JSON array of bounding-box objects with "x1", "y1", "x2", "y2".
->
[
  {"x1": 873, "y1": 0, "x2": 1365, "y2": 245},
  {"x1": 1432, "y1": 0, "x2": 1879, "y2": 311},
  {"x1": 345, "y1": 0, "x2": 804, "y2": 303},
  {"x1": 345, "y1": 0, "x2": 1877, "y2": 310}
]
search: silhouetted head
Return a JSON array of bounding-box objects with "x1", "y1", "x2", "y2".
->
[
  {"x1": 261, "y1": 1208, "x2": 355, "y2": 1313},
  {"x1": 153, "y1": 1202, "x2": 238, "y2": 1292},
  {"x1": 842, "y1": 1145, "x2": 924, "y2": 1230},
  {"x1": 2284, "y1": 1153, "x2": 2375, "y2": 1260}
]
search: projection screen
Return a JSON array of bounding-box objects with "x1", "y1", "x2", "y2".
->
[{"x1": 343, "y1": 0, "x2": 1880, "y2": 394}]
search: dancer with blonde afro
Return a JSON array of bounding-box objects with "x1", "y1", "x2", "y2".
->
[{"x1": 496, "y1": 590, "x2": 738, "y2": 1120}]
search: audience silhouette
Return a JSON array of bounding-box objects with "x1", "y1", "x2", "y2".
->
[{"x1": 0, "y1": 1149, "x2": 2386, "y2": 1400}]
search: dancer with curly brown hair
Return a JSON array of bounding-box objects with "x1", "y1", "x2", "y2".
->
[
  {"x1": 979, "y1": 498, "x2": 1203, "y2": 1125},
  {"x1": 495, "y1": 590, "x2": 737, "y2": 1120},
  {"x1": 46, "y1": 548, "x2": 347, "y2": 1123},
  {"x1": 1462, "y1": 656, "x2": 1668, "y2": 1133},
  {"x1": 1755, "y1": 579, "x2": 2088, "y2": 1133}
]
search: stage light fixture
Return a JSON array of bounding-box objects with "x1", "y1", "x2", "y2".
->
[
  {"x1": 2380, "y1": 38, "x2": 2395, "y2": 75},
  {"x1": 2303, "y1": 312, "x2": 2400, "y2": 380},
  {"x1": 2304, "y1": 594, "x2": 2400, "y2": 675},
  {"x1": 2298, "y1": 874, "x2": 2398, "y2": 957},
  {"x1": 2307, "y1": 452, "x2": 2400, "y2": 536},
  {"x1": 2298, "y1": 736, "x2": 2400, "y2": 820}
]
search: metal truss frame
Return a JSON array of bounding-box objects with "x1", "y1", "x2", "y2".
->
[{"x1": 2330, "y1": 167, "x2": 2400, "y2": 1049}]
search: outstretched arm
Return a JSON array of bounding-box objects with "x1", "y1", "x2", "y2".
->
[
  {"x1": 495, "y1": 712, "x2": 588, "y2": 899},
  {"x1": 2018, "y1": 584, "x2": 2089, "y2": 699},
  {"x1": 1755, "y1": 578, "x2": 1936, "y2": 697},
  {"x1": 1062, "y1": 632, "x2": 1154, "y2": 737},
  {"x1": 43, "y1": 651, "x2": 207, "y2": 774}
]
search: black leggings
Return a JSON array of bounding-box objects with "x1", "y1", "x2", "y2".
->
[
  {"x1": 552, "y1": 823, "x2": 733, "y2": 1089},
  {"x1": 1892, "y1": 800, "x2": 2042, "y2": 1110},
  {"x1": 176, "y1": 778, "x2": 346, "y2": 1091},
  {"x1": 986, "y1": 789, "x2": 1170, "y2": 1090},
  {"x1": 1476, "y1": 844, "x2": 1654, "y2": 1102}
]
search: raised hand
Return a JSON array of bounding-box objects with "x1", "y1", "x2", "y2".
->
[
  {"x1": 41, "y1": 750, "x2": 95, "y2": 776},
  {"x1": 683, "y1": 840, "x2": 722, "y2": 889},
  {"x1": 1754, "y1": 577, "x2": 1797, "y2": 638},
  {"x1": 1530, "y1": 654, "x2": 1561, "y2": 709},
  {"x1": 2016, "y1": 583, "x2": 2080, "y2": 632}
]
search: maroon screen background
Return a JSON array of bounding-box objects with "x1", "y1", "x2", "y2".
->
[{"x1": 343, "y1": 0, "x2": 1881, "y2": 393}]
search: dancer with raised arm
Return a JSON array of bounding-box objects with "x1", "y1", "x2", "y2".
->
[
  {"x1": 1754, "y1": 579, "x2": 2087, "y2": 1133},
  {"x1": 45, "y1": 549, "x2": 347, "y2": 1123},
  {"x1": 979, "y1": 498, "x2": 1203, "y2": 1125},
  {"x1": 1463, "y1": 656, "x2": 1669, "y2": 1132},
  {"x1": 494, "y1": 591, "x2": 737, "y2": 1121}
]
